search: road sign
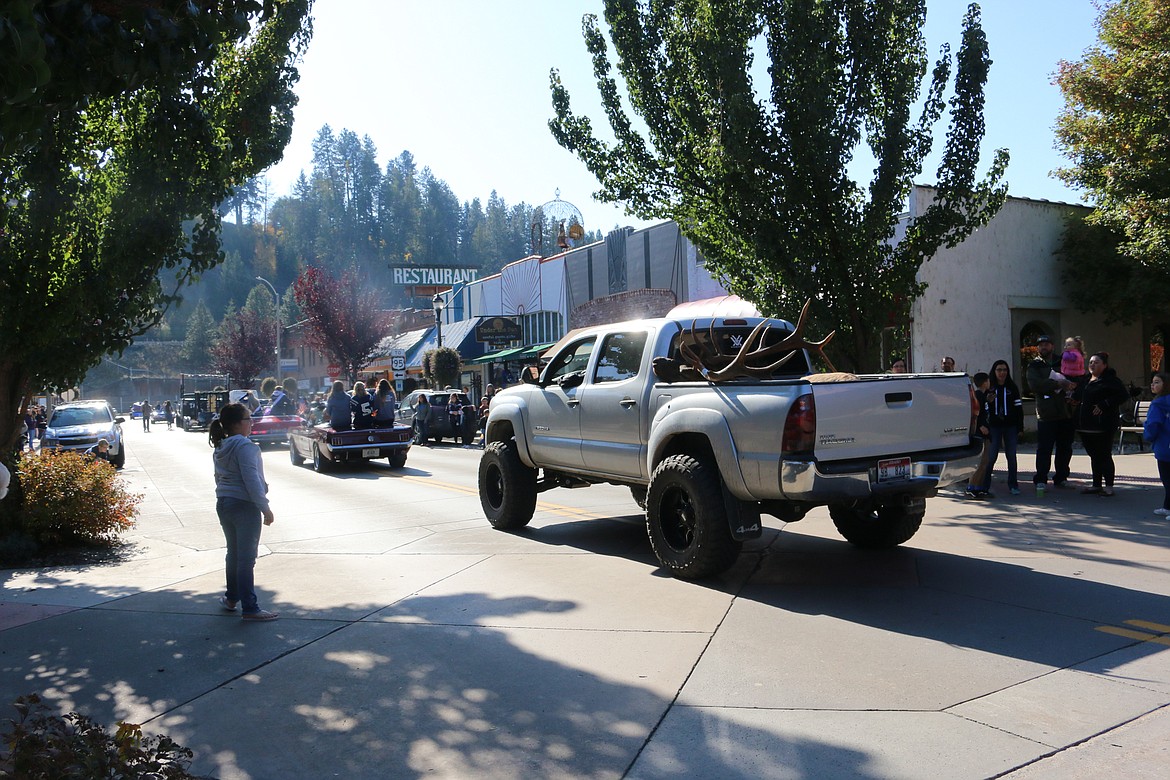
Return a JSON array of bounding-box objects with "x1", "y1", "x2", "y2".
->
[{"x1": 391, "y1": 356, "x2": 406, "y2": 371}]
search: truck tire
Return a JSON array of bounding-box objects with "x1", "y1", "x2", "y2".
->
[
  {"x1": 829, "y1": 498, "x2": 926, "y2": 548},
  {"x1": 387, "y1": 450, "x2": 407, "y2": 469},
  {"x1": 479, "y1": 440, "x2": 537, "y2": 530},
  {"x1": 646, "y1": 454, "x2": 742, "y2": 579},
  {"x1": 461, "y1": 418, "x2": 477, "y2": 446},
  {"x1": 290, "y1": 443, "x2": 304, "y2": 466},
  {"x1": 312, "y1": 443, "x2": 331, "y2": 473},
  {"x1": 112, "y1": 447, "x2": 126, "y2": 469},
  {"x1": 630, "y1": 485, "x2": 648, "y2": 510}
]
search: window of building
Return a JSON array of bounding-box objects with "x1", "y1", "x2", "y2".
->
[{"x1": 522, "y1": 311, "x2": 564, "y2": 345}]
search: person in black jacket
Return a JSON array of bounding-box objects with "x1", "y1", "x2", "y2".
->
[
  {"x1": 1075, "y1": 352, "x2": 1129, "y2": 496},
  {"x1": 974, "y1": 360, "x2": 1024, "y2": 496}
]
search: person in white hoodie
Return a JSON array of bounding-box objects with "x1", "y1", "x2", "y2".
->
[{"x1": 210, "y1": 402, "x2": 278, "y2": 621}]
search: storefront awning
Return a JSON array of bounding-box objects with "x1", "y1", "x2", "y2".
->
[
  {"x1": 465, "y1": 345, "x2": 528, "y2": 365},
  {"x1": 514, "y1": 342, "x2": 556, "y2": 359}
]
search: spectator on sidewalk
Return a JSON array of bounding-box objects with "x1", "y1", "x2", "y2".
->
[
  {"x1": 965, "y1": 372, "x2": 992, "y2": 498},
  {"x1": 85, "y1": 438, "x2": 113, "y2": 463},
  {"x1": 141, "y1": 400, "x2": 152, "y2": 432},
  {"x1": 210, "y1": 402, "x2": 278, "y2": 622},
  {"x1": 940, "y1": 356, "x2": 956, "y2": 372},
  {"x1": 1143, "y1": 372, "x2": 1170, "y2": 516},
  {"x1": 974, "y1": 360, "x2": 1024, "y2": 497},
  {"x1": 1074, "y1": 352, "x2": 1128, "y2": 497},
  {"x1": 1027, "y1": 335, "x2": 1075, "y2": 489}
]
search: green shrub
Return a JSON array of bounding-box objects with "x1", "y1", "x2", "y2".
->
[
  {"x1": 1, "y1": 694, "x2": 197, "y2": 779},
  {"x1": 17, "y1": 451, "x2": 142, "y2": 545}
]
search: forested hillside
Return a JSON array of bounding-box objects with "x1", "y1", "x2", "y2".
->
[{"x1": 155, "y1": 125, "x2": 603, "y2": 341}]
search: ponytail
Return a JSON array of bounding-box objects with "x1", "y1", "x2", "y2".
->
[
  {"x1": 208, "y1": 419, "x2": 227, "y2": 448},
  {"x1": 208, "y1": 402, "x2": 251, "y2": 448}
]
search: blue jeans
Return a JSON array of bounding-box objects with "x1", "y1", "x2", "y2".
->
[
  {"x1": 217, "y1": 497, "x2": 263, "y2": 613},
  {"x1": 980, "y1": 425, "x2": 1019, "y2": 491}
]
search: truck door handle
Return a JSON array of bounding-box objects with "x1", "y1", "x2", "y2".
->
[
  {"x1": 620, "y1": 399, "x2": 637, "y2": 408},
  {"x1": 885, "y1": 391, "x2": 912, "y2": 408},
  {"x1": 566, "y1": 399, "x2": 580, "y2": 408}
]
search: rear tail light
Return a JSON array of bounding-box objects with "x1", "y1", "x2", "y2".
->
[{"x1": 782, "y1": 392, "x2": 816, "y2": 454}]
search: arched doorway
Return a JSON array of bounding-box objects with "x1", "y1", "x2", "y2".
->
[{"x1": 1019, "y1": 320, "x2": 1055, "y2": 395}]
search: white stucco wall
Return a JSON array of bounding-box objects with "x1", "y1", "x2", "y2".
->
[{"x1": 907, "y1": 186, "x2": 1146, "y2": 388}]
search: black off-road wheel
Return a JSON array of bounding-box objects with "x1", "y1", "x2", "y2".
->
[
  {"x1": 479, "y1": 441, "x2": 537, "y2": 530},
  {"x1": 828, "y1": 498, "x2": 926, "y2": 548},
  {"x1": 312, "y1": 443, "x2": 331, "y2": 473},
  {"x1": 112, "y1": 448, "x2": 126, "y2": 469},
  {"x1": 387, "y1": 450, "x2": 407, "y2": 469},
  {"x1": 290, "y1": 443, "x2": 304, "y2": 466},
  {"x1": 646, "y1": 454, "x2": 741, "y2": 579}
]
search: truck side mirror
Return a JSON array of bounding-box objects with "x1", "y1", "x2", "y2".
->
[{"x1": 521, "y1": 365, "x2": 540, "y2": 385}]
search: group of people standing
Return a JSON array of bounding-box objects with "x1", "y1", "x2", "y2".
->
[{"x1": 965, "y1": 335, "x2": 1130, "y2": 498}]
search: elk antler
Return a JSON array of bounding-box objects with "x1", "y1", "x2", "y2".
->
[{"x1": 676, "y1": 299, "x2": 837, "y2": 382}]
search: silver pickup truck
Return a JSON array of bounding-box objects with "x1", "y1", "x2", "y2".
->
[{"x1": 478, "y1": 311, "x2": 980, "y2": 579}]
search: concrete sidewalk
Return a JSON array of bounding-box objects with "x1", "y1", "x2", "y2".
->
[{"x1": 2, "y1": 437, "x2": 1168, "y2": 779}]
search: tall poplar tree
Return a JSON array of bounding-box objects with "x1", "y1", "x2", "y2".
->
[
  {"x1": 549, "y1": 0, "x2": 1008, "y2": 370},
  {"x1": 1055, "y1": 0, "x2": 1170, "y2": 269}
]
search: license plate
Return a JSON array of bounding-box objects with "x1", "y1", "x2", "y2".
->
[
  {"x1": 362, "y1": 448, "x2": 379, "y2": 458},
  {"x1": 877, "y1": 457, "x2": 911, "y2": 482}
]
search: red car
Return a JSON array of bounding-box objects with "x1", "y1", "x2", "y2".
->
[{"x1": 247, "y1": 406, "x2": 303, "y2": 446}]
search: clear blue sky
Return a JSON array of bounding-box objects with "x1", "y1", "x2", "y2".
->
[{"x1": 263, "y1": 0, "x2": 1103, "y2": 233}]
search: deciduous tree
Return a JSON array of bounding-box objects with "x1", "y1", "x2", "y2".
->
[
  {"x1": 0, "y1": 0, "x2": 313, "y2": 458},
  {"x1": 1055, "y1": 0, "x2": 1170, "y2": 269},
  {"x1": 549, "y1": 0, "x2": 1008, "y2": 370},
  {"x1": 293, "y1": 266, "x2": 391, "y2": 386},
  {"x1": 211, "y1": 309, "x2": 275, "y2": 389}
]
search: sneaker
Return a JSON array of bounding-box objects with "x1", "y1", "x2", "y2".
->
[
  {"x1": 242, "y1": 610, "x2": 279, "y2": 622},
  {"x1": 218, "y1": 596, "x2": 238, "y2": 612},
  {"x1": 1081, "y1": 486, "x2": 1102, "y2": 494},
  {"x1": 977, "y1": 490, "x2": 994, "y2": 499},
  {"x1": 1010, "y1": 488, "x2": 1021, "y2": 496},
  {"x1": 1153, "y1": 508, "x2": 1170, "y2": 516},
  {"x1": 1100, "y1": 487, "x2": 1115, "y2": 497}
]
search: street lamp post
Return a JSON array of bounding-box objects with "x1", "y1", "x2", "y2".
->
[
  {"x1": 432, "y1": 293, "x2": 444, "y2": 349},
  {"x1": 255, "y1": 276, "x2": 281, "y2": 384}
]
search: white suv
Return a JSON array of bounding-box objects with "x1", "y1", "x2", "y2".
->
[{"x1": 42, "y1": 400, "x2": 126, "y2": 468}]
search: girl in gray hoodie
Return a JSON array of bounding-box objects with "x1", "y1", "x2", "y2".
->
[{"x1": 211, "y1": 402, "x2": 278, "y2": 621}]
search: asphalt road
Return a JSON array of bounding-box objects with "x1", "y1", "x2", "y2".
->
[{"x1": 2, "y1": 424, "x2": 1169, "y2": 779}]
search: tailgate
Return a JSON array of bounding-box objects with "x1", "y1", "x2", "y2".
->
[{"x1": 809, "y1": 375, "x2": 972, "y2": 463}]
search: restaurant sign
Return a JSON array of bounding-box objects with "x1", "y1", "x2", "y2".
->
[
  {"x1": 391, "y1": 266, "x2": 479, "y2": 286},
  {"x1": 476, "y1": 317, "x2": 523, "y2": 344}
]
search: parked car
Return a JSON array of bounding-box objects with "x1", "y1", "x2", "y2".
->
[
  {"x1": 128, "y1": 402, "x2": 144, "y2": 420},
  {"x1": 396, "y1": 390, "x2": 478, "y2": 445},
  {"x1": 288, "y1": 421, "x2": 413, "y2": 472},
  {"x1": 41, "y1": 400, "x2": 126, "y2": 468}
]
